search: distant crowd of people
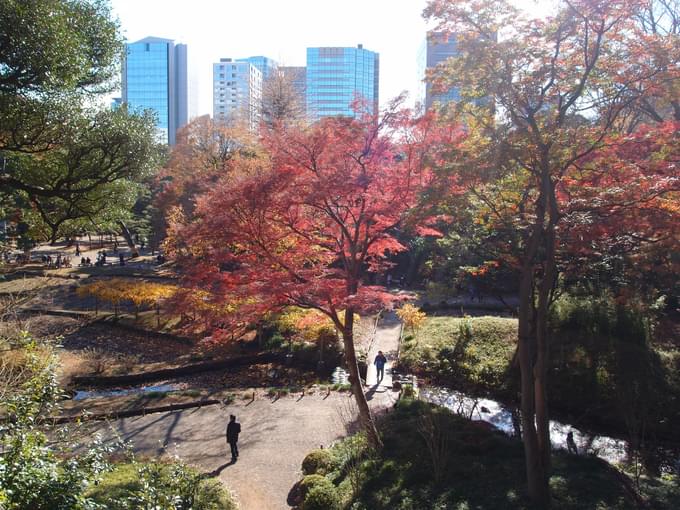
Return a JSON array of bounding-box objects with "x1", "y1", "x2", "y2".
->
[
  {"x1": 41, "y1": 254, "x2": 72, "y2": 268},
  {"x1": 5, "y1": 238, "x2": 160, "y2": 269}
]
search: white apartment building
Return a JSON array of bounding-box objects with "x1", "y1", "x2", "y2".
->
[{"x1": 213, "y1": 58, "x2": 262, "y2": 131}]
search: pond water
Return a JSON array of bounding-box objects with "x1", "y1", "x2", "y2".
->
[
  {"x1": 421, "y1": 386, "x2": 679, "y2": 472},
  {"x1": 73, "y1": 383, "x2": 180, "y2": 401}
]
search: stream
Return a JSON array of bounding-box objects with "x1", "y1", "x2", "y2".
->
[
  {"x1": 73, "y1": 383, "x2": 180, "y2": 401},
  {"x1": 421, "y1": 385, "x2": 680, "y2": 472}
]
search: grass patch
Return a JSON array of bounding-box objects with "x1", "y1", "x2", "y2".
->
[
  {"x1": 179, "y1": 388, "x2": 202, "y2": 398},
  {"x1": 87, "y1": 460, "x2": 235, "y2": 510},
  {"x1": 399, "y1": 316, "x2": 517, "y2": 396},
  {"x1": 297, "y1": 399, "x2": 664, "y2": 509},
  {"x1": 143, "y1": 390, "x2": 168, "y2": 399}
]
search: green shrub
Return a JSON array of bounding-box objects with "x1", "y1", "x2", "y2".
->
[
  {"x1": 298, "y1": 474, "x2": 328, "y2": 499},
  {"x1": 302, "y1": 449, "x2": 334, "y2": 475},
  {"x1": 88, "y1": 461, "x2": 235, "y2": 510},
  {"x1": 265, "y1": 331, "x2": 285, "y2": 349},
  {"x1": 302, "y1": 476, "x2": 340, "y2": 510},
  {"x1": 401, "y1": 383, "x2": 416, "y2": 399}
]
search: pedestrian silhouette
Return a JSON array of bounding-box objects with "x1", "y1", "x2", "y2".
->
[
  {"x1": 374, "y1": 351, "x2": 387, "y2": 384},
  {"x1": 566, "y1": 431, "x2": 578, "y2": 454},
  {"x1": 226, "y1": 414, "x2": 241, "y2": 462}
]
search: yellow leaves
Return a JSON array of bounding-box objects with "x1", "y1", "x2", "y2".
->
[
  {"x1": 77, "y1": 279, "x2": 177, "y2": 308},
  {"x1": 397, "y1": 304, "x2": 427, "y2": 336},
  {"x1": 278, "y1": 307, "x2": 336, "y2": 342}
]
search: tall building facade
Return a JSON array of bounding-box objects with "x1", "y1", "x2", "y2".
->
[
  {"x1": 419, "y1": 32, "x2": 460, "y2": 110},
  {"x1": 306, "y1": 45, "x2": 379, "y2": 121},
  {"x1": 122, "y1": 37, "x2": 189, "y2": 145},
  {"x1": 237, "y1": 56, "x2": 278, "y2": 81},
  {"x1": 213, "y1": 58, "x2": 262, "y2": 131}
]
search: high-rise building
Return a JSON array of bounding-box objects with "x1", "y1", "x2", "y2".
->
[
  {"x1": 419, "y1": 32, "x2": 460, "y2": 110},
  {"x1": 306, "y1": 44, "x2": 379, "y2": 121},
  {"x1": 122, "y1": 36, "x2": 190, "y2": 145},
  {"x1": 213, "y1": 58, "x2": 262, "y2": 131},
  {"x1": 237, "y1": 56, "x2": 278, "y2": 81}
]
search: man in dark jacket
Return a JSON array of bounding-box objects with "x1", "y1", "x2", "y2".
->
[
  {"x1": 374, "y1": 351, "x2": 387, "y2": 384},
  {"x1": 226, "y1": 414, "x2": 241, "y2": 461}
]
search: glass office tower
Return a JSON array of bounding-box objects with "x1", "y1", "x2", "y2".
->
[
  {"x1": 306, "y1": 44, "x2": 379, "y2": 121},
  {"x1": 420, "y1": 32, "x2": 460, "y2": 110},
  {"x1": 237, "y1": 56, "x2": 278, "y2": 81},
  {"x1": 122, "y1": 37, "x2": 189, "y2": 145}
]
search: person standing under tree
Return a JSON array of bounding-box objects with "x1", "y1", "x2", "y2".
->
[
  {"x1": 226, "y1": 414, "x2": 241, "y2": 461},
  {"x1": 566, "y1": 431, "x2": 578, "y2": 455},
  {"x1": 374, "y1": 351, "x2": 387, "y2": 384}
]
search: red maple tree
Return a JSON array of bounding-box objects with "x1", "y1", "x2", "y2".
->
[{"x1": 167, "y1": 104, "x2": 460, "y2": 446}]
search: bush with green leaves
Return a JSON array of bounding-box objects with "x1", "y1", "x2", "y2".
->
[
  {"x1": 88, "y1": 461, "x2": 235, "y2": 510},
  {"x1": 0, "y1": 334, "x2": 114, "y2": 510},
  {"x1": 298, "y1": 474, "x2": 327, "y2": 499},
  {"x1": 301, "y1": 475, "x2": 340, "y2": 510},
  {"x1": 301, "y1": 449, "x2": 335, "y2": 475}
]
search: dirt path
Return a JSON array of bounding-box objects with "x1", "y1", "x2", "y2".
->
[
  {"x1": 93, "y1": 391, "x2": 390, "y2": 509},
  {"x1": 89, "y1": 316, "x2": 403, "y2": 510},
  {"x1": 365, "y1": 311, "x2": 401, "y2": 389}
]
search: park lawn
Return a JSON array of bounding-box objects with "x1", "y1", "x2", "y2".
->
[
  {"x1": 87, "y1": 460, "x2": 236, "y2": 510},
  {"x1": 399, "y1": 315, "x2": 518, "y2": 396},
  {"x1": 297, "y1": 399, "x2": 674, "y2": 510}
]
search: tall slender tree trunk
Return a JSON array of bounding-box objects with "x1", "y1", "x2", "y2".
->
[
  {"x1": 343, "y1": 308, "x2": 382, "y2": 448},
  {"x1": 518, "y1": 264, "x2": 549, "y2": 506},
  {"x1": 517, "y1": 176, "x2": 553, "y2": 507}
]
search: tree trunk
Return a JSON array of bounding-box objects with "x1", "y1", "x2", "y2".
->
[
  {"x1": 118, "y1": 220, "x2": 138, "y2": 255},
  {"x1": 518, "y1": 265, "x2": 550, "y2": 507},
  {"x1": 517, "y1": 168, "x2": 561, "y2": 508},
  {"x1": 343, "y1": 308, "x2": 382, "y2": 449},
  {"x1": 535, "y1": 221, "x2": 557, "y2": 475}
]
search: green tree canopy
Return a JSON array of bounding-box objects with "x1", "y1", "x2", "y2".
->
[{"x1": 0, "y1": 0, "x2": 162, "y2": 245}]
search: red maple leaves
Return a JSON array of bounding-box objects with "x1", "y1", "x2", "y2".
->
[{"x1": 167, "y1": 108, "x2": 458, "y2": 337}]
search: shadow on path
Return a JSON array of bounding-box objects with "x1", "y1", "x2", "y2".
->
[{"x1": 204, "y1": 459, "x2": 236, "y2": 478}]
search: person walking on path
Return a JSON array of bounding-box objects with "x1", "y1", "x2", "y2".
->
[
  {"x1": 226, "y1": 414, "x2": 241, "y2": 462},
  {"x1": 374, "y1": 351, "x2": 387, "y2": 385},
  {"x1": 566, "y1": 431, "x2": 578, "y2": 455}
]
